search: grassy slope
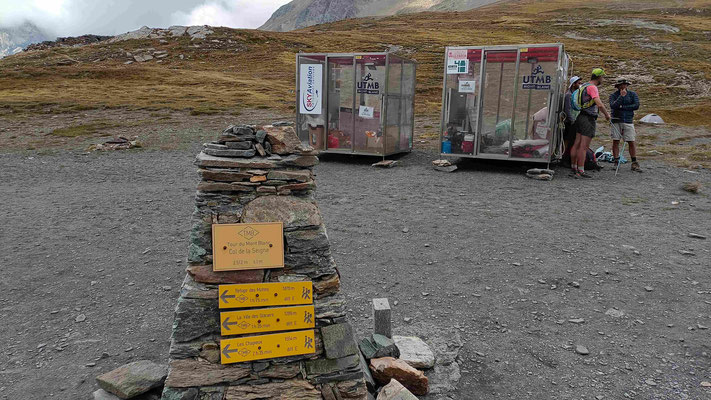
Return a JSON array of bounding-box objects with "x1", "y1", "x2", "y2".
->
[{"x1": 0, "y1": 0, "x2": 709, "y2": 127}]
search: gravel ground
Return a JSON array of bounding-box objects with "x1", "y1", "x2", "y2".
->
[{"x1": 0, "y1": 147, "x2": 710, "y2": 400}]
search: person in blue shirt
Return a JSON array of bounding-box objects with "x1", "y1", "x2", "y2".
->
[{"x1": 609, "y1": 79, "x2": 642, "y2": 172}]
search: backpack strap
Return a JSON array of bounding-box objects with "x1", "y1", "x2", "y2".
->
[{"x1": 578, "y1": 83, "x2": 596, "y2": 110}]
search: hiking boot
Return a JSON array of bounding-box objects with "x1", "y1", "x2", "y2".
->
[
  {"x1": 578, "y1": 171, "x2": 593, "y2": 179},
  {"x1": 631, "y1": 161, "x2": 643, "y2": 172}
]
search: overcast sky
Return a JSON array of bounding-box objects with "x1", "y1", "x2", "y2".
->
[{"x1": 0, "y1": 0, "x2": 292, "y2": 37}]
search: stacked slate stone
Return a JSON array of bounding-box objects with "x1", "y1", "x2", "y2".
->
[{"x1": 162, "y1": 123, "x2": 368, "y2": 400}]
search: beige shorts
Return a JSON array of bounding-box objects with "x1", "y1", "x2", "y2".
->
[{"x1": 612, "y1": 123, "x2": 636, "y2": 142}]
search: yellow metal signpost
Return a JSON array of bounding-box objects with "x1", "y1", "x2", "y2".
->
[
  {"x1": 220, "y1": 305, "x2": 315, "y2": 336},
  {"x1": 219, "y1": 281, "x2": 313, "y2": 309},
  {"x1": 212, "y1": 222, "x2": 285, "y2": 271},
  {"x1": 220, "y1": 329, "x2": 316, "y2": 364},
  {"x1": 214, "y1": 223, "x2": 317, "y2": 365}
]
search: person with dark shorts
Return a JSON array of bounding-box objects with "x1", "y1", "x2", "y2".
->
[{"x1": 570, "y1": 68, "x2": 612, "y2": 178}]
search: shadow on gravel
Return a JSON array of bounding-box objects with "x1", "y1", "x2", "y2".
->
[
  {"x1": 453, "y1": 157, "x2": 554, "y2": 175},
  {"x1": 317, "y1": 152, "x2": 410, "y2": 166},
  {"x1": 318, "y1": 150, "x2": 552, "y2": 176}
]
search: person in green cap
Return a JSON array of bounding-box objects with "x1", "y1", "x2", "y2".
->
[{"x1": 570, "y1": 68, "x2": 612, "y2": 178}]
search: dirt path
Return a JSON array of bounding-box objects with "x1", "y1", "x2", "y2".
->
[{"x1": 0, "y1": 147, "x2": 709, "y2": 399}]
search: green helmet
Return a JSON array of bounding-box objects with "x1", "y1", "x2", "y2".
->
[{"x1": 592, "y1": 68, "x2": 606, "y2": 77}]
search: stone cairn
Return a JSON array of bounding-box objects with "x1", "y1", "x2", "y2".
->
[{"x1": 162, "y1": 123, "x2": 368, "y2": 400}]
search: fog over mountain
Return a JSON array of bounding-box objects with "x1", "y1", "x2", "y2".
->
[
  {"x1": 0, "y1": 1, "x2": 290, "y2": 39},
  {"x1": 0, "y1": 0, "x2": 290, "y2": 57},
  {"x1": 0, "y1": 0, "x2": 498, "y2": 56},
  {"x1": 0, "y1": 21, "x2": 50, "y2": 58},
  {"x1": 260, "y1": 0, "x2": 501, "y2": 31}
]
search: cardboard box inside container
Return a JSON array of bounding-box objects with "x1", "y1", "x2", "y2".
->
[{"x1": 309, "y1": 126, "x2": 324, "y2": 149}]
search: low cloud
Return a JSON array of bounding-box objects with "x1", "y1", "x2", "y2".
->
[
  {"x1": 171, "y1": 1, "x2": 290, "y2": 29},
  {"x1": 0, "y1": 0, "x2": 290, "y2": 38}
]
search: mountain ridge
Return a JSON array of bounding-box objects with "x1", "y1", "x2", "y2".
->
[
  {"x1": 259, "y1": 0, "x2": 501, "y2": 31},
  {"x1": 0, "y1": 21, "x2": 51, "y2": 58}
]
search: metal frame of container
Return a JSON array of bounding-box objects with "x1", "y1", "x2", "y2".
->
[
  {"x1": 438, "y1": 43, "x2": 570, "y2": 164},
  {"x1": 296, "y1": 52, "x2": 416, "y2": 157}
]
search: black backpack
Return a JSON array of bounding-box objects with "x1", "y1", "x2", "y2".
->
[{"x1": 561, "y1": 147, "x2": 602, "y2": 171}]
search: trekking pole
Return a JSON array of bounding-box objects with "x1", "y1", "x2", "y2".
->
[{"x1": 610, "y1": 122, "x2": 625, "y2": 177}]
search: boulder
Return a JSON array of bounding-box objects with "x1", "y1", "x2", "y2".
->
[
  {"x1": 187, "y1": 25, "x2": 213, "y2": 40},
  {"x1": 94, "y1": 389, "x2": 163, "y2": 400},
  {"x1": 203, "y1": 148, "x2": 256, "y2": 158},
  {"x1": 172, "y1": 297, "x2": 220, "y2": 342},
  {"x1": 133, "y1": 54, "x2": 154, "y2": 63},
  {"x1": 336, "y1": 378, "x2": 370, "y2": 399},
  {"x1": 167, "y1": 26, "x2": 188, "y2": 37},
  {"x1": 224, "y1": 379, "x2": 321, "y2": 399},
  {"x1": 225, "y1": 141, "x2": 253, "y2": 150},
  {"x1": 256, "y1": 129, "x2": 267, "y2": 144},
  {"x1": 359, "y1": 351, "x2": 376, "y2": 391},
  {"x1": 372, "y1": 160, "x2": 398, "y2": 168},
  {"x1": 96, "y1": 360, "x2": 167, "y2": 399},
  {"x1": 93, "y1": 389, "x2": 121, "y2": 400},
  {"x1": 305, "y1": 354, "x2": 360, "y2": 378},
  {"x1": 313, "y1": 274, "x2": 340, "y2": 296},
  {"x1": 231, "y1": 124, "x2": 255, "y2": 135},
  {"x1": 255, "y1": 143, "x2": 267, "y2": 157},
  {"x1": 360, "y1": 337, "x2": 378, "y2": 360},
  {"x1": 434, "y1": 165, "x2": 458, "y2": 173},
  {"x1": 241, "y1": 196, "x2": 322, "y2": 230},
  {"x1": 196, "y1": 182, "x2": 255, "y2": 193},
  {"x1": 255, "y1": 363, "x2": 301, "y2": 379},
  {"x1": 205, "y1": 143, "x2": 228, "y2": 150},
  {"x1": 186, "y1": 265, "x2": 263, "y2": 284},
  {"x1": 195, "y1": 152, "x2": 317, "y2": 170},
  {"x1": 218, "y1": 134, "x2": 256, "y2": 143},
  {"x1": 264, "y1": 125, "x2": 301, "y2": 155},
  {"x1": 160, "y1": 387, "x2": 199, "y2": 400},
  {"x1": 266, "y1": 170, "x2": 312, "y2": 182},
  {"x1": 393, "y1": 336, "x2": 435, "y2": 369},
  {"x1": 369, "y1": 357, "x2": 428, "y2": 396},
  {"x1": 376, "y1": 379, "x2": 419, "y2": 400},
  {"x1": 165, "y1": 358, "x2": 250, "y2": 387},
  {"x1": 197, "y1": 169, "x2": 251, "y2": 183},
  {"x1": 526, "y1": 172, "x2": 553, "y2": 181},
  {"x1": 360, "y1": 335, "x2": 399, "y2": 360},
  {"x1": 321, "y1": 323, "x2": 358, "y2": 359},
  {"x1": 372, "y1": 334, "x2": 399, "y2": 358}
]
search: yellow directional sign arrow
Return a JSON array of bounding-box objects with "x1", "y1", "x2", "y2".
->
[
  {"x1": 218, "y1": 281, "x2": 313, "y2": 309},
  {"x1": 221, "y1": 343, "x2": 240, "y2": 359},
  {"x1": 220, "y1": 330, "x2": 316, "y2": 364},
  {"x1": 220, "y1": 305, "x2": 315, "y2": 336}
]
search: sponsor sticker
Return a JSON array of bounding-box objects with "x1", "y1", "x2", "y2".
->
[
  {"x1": 522, "y1": 65, "x2": 552, "y2": 90},
  {"x1": 458, "y1": 80, "x2": 476, "y2": 93},
  {"x1": 447, "y1": 59, "x2": 468, "y2": 75},
  {"x1": 359, "y1": 106, "x2": 374, "y2": 119},
  {"x1": 448, "y1": 49, "x2": 468, "y2": 60},
  {"x1": 357, "y1": 72, "x2": 380, "y2": 95},
  {"x1": 300, "y1": 64, "x2": 323, "y2": 114}
]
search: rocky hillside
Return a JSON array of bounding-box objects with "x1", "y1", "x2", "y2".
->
[
  {"x1": 260, "y1": 0, "x2": 500, "y2": 31},
  {"x1": 0, "y1": 21, "x2": 51, "y2": 58}
]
